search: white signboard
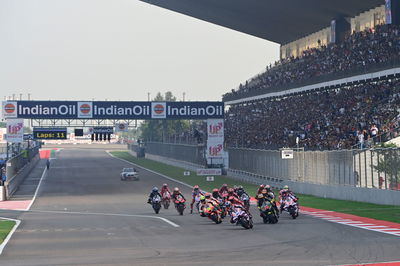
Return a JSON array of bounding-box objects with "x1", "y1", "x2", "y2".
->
[
  {"x1": 207, "y1": 119, "x2": 224, "y2": 141},
  {"x1": 6, "y1": 119, "x2": 24, "y2": 143},
  {"x1": 2, "y1": 101, "x2": 18, "y2": 119},
  {"x1": 281, "y1": 149, "x2": 294, "y2": 159},
  {"x1": 183, "y1": 171, "x2": 191, "y2": 176},
  {"x1": 197, "y1": 168, "x2": 222, "y2": 176},
  {"x1": 115, "y1": 123, "x2": 129, "y2": 132},
  {"x1": 206, "y1": 176, "x2": 214, "y2": 182}
]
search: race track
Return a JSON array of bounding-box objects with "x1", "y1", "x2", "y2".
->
[{"x1": 1, "y1": 146, "x2": 399, "y2": 266}]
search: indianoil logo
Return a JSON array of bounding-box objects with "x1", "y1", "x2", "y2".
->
[
  {"x1": 2, "y1": 101, "x2": 18, "y2": 118},
  {"x1": 151, "y1": 102, "x2": 166, "y2": 119},
  {"x1": 153, "y1": 104, "x2": 164, "y2": 114},
  {"x1": 80, "y1": 104, "x2": 91, "y2": 114},
  {"x1": 77, "y1": 102, "x2": 93, "y2": 118},
  {"x1": 4, "y1": 103, "x2": 16, "y2": 114}
]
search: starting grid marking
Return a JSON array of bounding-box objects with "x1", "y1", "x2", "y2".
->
[{"x1": 301, "y1": 208, "x2": 400, "y2": 237}]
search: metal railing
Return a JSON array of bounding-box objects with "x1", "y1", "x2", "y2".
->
[{"x1": 228, "y1": 147, "x2": 400, "y2": 191}]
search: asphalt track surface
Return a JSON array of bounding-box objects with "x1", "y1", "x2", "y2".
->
[{"x1": 1, "y1": 145, "x2": 400, "y2": 266}]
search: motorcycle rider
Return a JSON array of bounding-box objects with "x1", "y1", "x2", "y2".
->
[
  {"x1": 279, "y1": 185, "x2": 298, "y2": 212},
  {"x1": 171, "y1": 187, "x2": 186, "y2": 208},
  {"x1": 212, "y1": 188, "x2": 222, "y2": 201},
  {"x1": 190, "y1": 185, "x2": 204, "y2": 214},
  {"x1": 227, "y1": 187, "x2": 239, "y2": 199},
  {"x1": 257, "y1": 188, "x2": 279, "y2": 216},
  {"x1": 256, "y1": 184, "x2": 266, "y2": 196},
  {"x1": 265, "y1": 185, "x2": 275, "y2": 198},
  {"x1": 160, "y1": 183, "x2": 171, "y2": 198},
  {"x1": 205, "y1": 192, "x2": 220, "y2": 207},
  {"x1": 228, "y1": 196, "x2": 251, "y2": 224},
  {"x1": 236, "y1": 185, "x2": 247, "y2": 197},
  {"x1": 218, "y1": 184, "x2": 229, "y2": 197},
  {"x1": 147, "y1": 187, "x2": 162, "y2": 204}
]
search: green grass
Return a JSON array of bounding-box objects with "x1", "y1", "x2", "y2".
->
[
  {"x1": 111, "y1": 151, "x2": 400, "y2": 224},
  {"x1": 0, "y1": 220, "x2": 16, "y2": 243}
]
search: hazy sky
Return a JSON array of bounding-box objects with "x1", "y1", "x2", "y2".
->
[{"x1": 0, "y1": 0, "x2": 279, "y2": 102}]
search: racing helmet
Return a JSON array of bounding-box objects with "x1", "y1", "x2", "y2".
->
[
  {"x1": 259, "y1": 184, "x2": 265, "y2": 188},
  {"x1": 205, "y1": 193, "x2": 211, "y2": 198},
  {"x1": 222, "y1": 184, "x2": 228, "y2": 188},
  {"x1": 162, "y1": 183, "x2": 168, "y2": 187},
  {"x1": 283, "y1": 185, "x2": 289, "y2": 190},
  {"x1": 173, "y1": 187, "x2": 180, "y2": 193},
  {"x1": 152, "y1": 187, "x2": 158, "y2": 192},
  {"x1": 200, "y1": 195, "x2": 206, "y2": 201},
  {"x1": 212, "y1": 188, "x2": 219, "y2": 193},
  {"x1": 228, "y1": 188, "x2": 234, "y2": 193},
  {"x1": 193, "y1": 185, "x2": 199, "y2": 190}
]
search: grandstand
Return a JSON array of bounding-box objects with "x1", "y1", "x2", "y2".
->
[{"x1": 142, "y1": 0, "x2": 400, "y2": 150}]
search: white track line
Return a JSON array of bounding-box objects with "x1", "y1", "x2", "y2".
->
[
  {"x1": 25, "y1": 166, "x2": 47, "y2": 211},
  {"x1": 0, "y1": 217, "x2": 21, "y2": 255},
  {"x1": 29, "y1": 209, "x2": 180, "y2": 228}
]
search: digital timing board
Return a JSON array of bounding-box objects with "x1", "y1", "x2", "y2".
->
[{"x1": 33, "y1": 128, "x2": 67, "y2": 140}]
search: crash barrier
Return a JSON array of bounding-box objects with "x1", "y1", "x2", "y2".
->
[
  {"x1": 130, "y1": 142, "x2": 206, "y2": 166},
  {"x1": 5, "y1": 153, "x2": 40, "y2": 199},
  {"x1": 5, "y1": 146, "x2": 40, "y2": 199},
  {"x1": 127, "y1": 144, "x2": 146, "y2": 158},
  {"x1": 228, "y1": 147, "x2": 400, "y2": 191},
  {"x1": 5, "y1": 146, "x2": 40, "y2": 180}
]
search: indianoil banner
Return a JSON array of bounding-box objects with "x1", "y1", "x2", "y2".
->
[{"x1": 2, "y1": 101, "x2": 224, "y2": 120}]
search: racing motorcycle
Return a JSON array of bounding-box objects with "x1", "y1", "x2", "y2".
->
[
  {"x1": 203, "y1": 202, "x2": 222, "y2": 224},
  {"x1": 152, "y1": 194, "x2": 162, "y2": 214},
  {"x1": 259, "y1": 199, "x2": 279, "y2": 224},
  {"x1": 194, "y1": 194, "x2": 201, "y2": 213},
  {"x1": 281, "y1": 195, "x2": 299, "y2": 219},
  {"x1": 174, "y1": 195, "x2": 186, "y2": 215},
  {"x1": 162, "y1": 191, "x2": 171, "y2": 209},
  {"x1": 219, "y1": 200, "x2": 230, "y2": 219},
  {"x1": 231, "y1": 205, "x2": 253, "y2": 229},
  {"x1": 240, "y1": 193, "x2": 250, "y2": 211}
]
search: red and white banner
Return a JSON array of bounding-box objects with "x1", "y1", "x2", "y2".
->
[
  {"x1": 206, "y1": 141, "x2": 224, "y2": 158},
  {"x1": 6, "y1": 119, "x2": 24, "y2": 143},
  {"x1": 207, "y1": 119, "x2": 224, "y2": 141}
]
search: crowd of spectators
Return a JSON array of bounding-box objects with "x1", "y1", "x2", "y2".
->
[
  {"x1": 224, "y1": 24, "x2": 400, "y2": 100},
  {"x1": 225, "y1": 78, "x2": 400, "y2": 150}
]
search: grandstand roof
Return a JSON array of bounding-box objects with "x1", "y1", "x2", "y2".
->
[{"x1": 140, "y1": 0, "x2": 384, "y2": 44}]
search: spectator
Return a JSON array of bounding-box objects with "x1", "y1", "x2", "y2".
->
[{"x1": 224, "y1": 24, "x2": 400, "y2": 101}]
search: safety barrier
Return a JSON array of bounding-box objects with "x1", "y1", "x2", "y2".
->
[
  {"x1": 4, "y1": 146, "x2": 40, "y2": 198},
  {"x1": 5, "y1": 154, "x2": 40, "y2": 198}
]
